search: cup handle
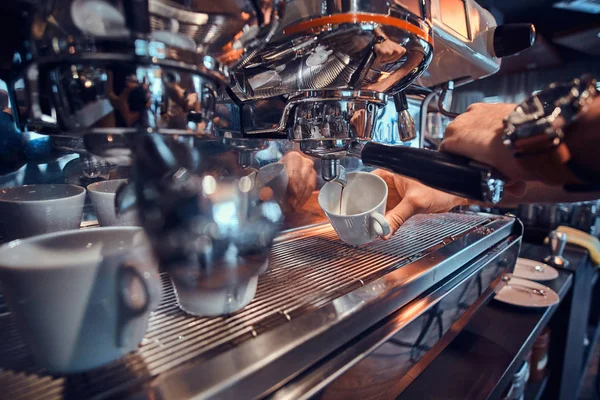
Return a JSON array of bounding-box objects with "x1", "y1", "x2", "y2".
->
[
  {"x1": 116, "y1": 263, "x2": 151, "y2": 347},
  {"x1": 370, "y1": 212, "x2": 391, "y2": 238}
]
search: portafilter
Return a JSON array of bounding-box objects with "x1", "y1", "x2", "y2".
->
[{"x1": 217, "y1": 87, "x2": 504, "y2": 204}]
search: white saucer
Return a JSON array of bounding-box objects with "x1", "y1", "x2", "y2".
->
[
  {"x1": 513, "y1": 258, "x2": 559, "y2": 281},
  {"x1": 495, "y1": 276, "x2": 559, "y2": 308}
]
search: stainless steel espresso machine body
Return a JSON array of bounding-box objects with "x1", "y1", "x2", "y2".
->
[
  {"x1": 215, "y1": 0, "x2": 534, "y2": 202},
  {"x1": 0, "y1": 213, "x2": 523, "y2": 399},
  {"x1": 0, "y1": 1, "x2": 532, "y2": 399}
]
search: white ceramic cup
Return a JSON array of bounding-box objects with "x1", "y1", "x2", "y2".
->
[
  {"x1": 171, "y1": 260, "x2": 268, "y2": 317},
  {"x1": 0, "y1": 184, "x2": 86, "y2": 242},
  {"x1": 87, "y1": 179, "x2": 140, "y2": 226},
  {"x1": 318, "y1": 172, "x2": 391, "y2": 246},
  {"x1": 174, "y1": 276, "x2": 260, "y2": 317},
  {"x1": 0, "y1": 227, "x2": 162, "y2": 373}
]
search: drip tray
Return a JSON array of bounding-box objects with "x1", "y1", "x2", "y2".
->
[{"x1": 0, "y1": 213, "x2": 511, "y2": 399}]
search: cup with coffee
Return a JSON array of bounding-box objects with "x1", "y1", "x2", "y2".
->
[
  {"x1": 318, "y1": 172, "x2": 391, "y2": 246},
  {"x1": 0, "y1": 227, "x2": 162, "y2": 373}
]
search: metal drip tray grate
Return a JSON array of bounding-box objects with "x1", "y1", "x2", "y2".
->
[{"x1": 0, "y1": 213, "x2": 492, "y2": 399}]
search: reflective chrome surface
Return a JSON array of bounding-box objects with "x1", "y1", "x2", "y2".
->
[
  {"x1": 21, "y1": 0, "x2": 280, "y2": 67},
  {"x1": 515, "y1": 201, "x2": 600, "y2": 235},
  {"x1": 0, "y1": 213, "x2": 517, "y2": 399},
  {"x1": 290, "y1": 91, "x2": 386, "y2": 159},
  {"x1": 214, "y1": 89, "x2": 410, "y2": 183},
  {"x1": 23, "y1": 63, "x2": 218, "y2": 139},
  {"x1": 9, "y1": 0, "x2": 284, "y2": 137},
  {"x1": 130, "y1": 134, "x2": 282, "y2": 286},
  {"x1": 2, "y1": 0, "x2": 287, "y2": 307},
  {"x1": 275, "y1": 235, "x2": 520, "y2": 400},
  {"x1": 397, "y1": 107, "x2": 417, "y2": 142},
  {"x1": 233, "y1": 0, "x2": 433, "y2": 100},
  {"x1": 544, "y1": 230, "x2": 570, "y2": 269},
  {"x1": 220, "y1": 0, "x2": 433, "y2": 179},
  {"x1": 322, "y1": 158, "x2": 348, "y2": 186}
]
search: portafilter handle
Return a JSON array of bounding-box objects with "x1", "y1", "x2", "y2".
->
[
  {"x1": 358, "y1": 143, "x2": 504, "y2": 204},
  {"x1": 544, "y1": 230, "x2": 570, "y2": 268}
]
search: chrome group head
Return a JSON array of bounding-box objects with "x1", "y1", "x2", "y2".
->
[{"x1": 218, "y1": 0, "x2": 432, "y2": 180}]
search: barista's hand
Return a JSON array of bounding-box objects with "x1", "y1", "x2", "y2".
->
[
  {"x1": 372, "y1": 169, "x2": 469, "y2": 238},
  {"x1": 282, "y1": 151, "x2": 317, "y2": 210},
  {"x1": 440, "y1": 103, "x2": 536, "y2": 189}
]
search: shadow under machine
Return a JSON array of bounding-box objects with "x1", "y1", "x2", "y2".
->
[{"x1": 0, "y1": 0, "x2": 535, "y2": 398}]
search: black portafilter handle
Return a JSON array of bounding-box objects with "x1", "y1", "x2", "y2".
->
[{"x1": 360, "y1": 142, "x2": 505, "y2": 204}]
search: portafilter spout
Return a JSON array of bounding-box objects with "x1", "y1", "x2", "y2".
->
[{"x1": 321, "y1": 158, "x2": 347, "y2": 187}]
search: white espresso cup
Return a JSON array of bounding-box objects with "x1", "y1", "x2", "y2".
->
[
  {"x1": 0, "y1": 184, "x2": 86, "y2": 242},
  {"x1": 174, "y1": 276, "x2": 260, "y2": 317},
  {"x1": 171, "y1": 260, "x2": 269, "y2": 317},
  {"x1": 318, "y1": 172, "x2": 391, "y2": 246},
  {"x1": 0, "y1": 227, "x2": 162, "y2": 373},
  {"x1": 87, "y1": 179, "x2": 140, "y2": 226}
]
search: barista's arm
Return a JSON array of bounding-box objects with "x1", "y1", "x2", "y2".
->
[
  {"x1": 379, "y1": 96, "x2": 600, "y2": 237},
  {"x1": 378, "y1": 173, "x2": 600, "y2": 237},
  {"x1": 441, "y1": 98, "x2": 600, "y2": 186}
]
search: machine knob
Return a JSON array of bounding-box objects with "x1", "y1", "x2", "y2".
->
[
  {"x1": 544, "y1": 230, "x2": 570, "y2": 268},
  {"x1": 493, "y1": 24, "x2": 536, "y2": 58}
]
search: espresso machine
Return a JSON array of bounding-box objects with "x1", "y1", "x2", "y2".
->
[
  {"x1": 0, "y1": 1, "x2": 534, "y2": 399},
  {"x1": 215, "y1": 0, "x2": 535, "y2": 202}
]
